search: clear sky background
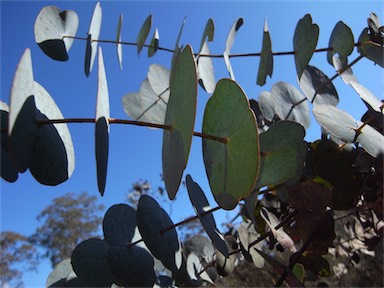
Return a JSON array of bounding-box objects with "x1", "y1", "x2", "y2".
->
[{"x1": 1, "y1": 0, "x2": 383, "y2": 286}]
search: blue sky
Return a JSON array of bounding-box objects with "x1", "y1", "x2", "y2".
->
[{"x1": 1, "y1": 0, "x2": 383, "y2": 286}]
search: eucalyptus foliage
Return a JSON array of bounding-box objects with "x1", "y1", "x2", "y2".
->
[{"x1": 2, "y1": 3, "x2": 383, "y2": 287}]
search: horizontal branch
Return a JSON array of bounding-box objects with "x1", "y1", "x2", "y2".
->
[{"x1": 38, "y1": 117, "x2": 228, "y2": 143}]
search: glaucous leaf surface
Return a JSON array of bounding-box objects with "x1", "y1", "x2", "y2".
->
[
  {"x1": 29, "y1": 81, "x2": 75, "y2": 185},
  {"x1": 183, "y1": 235, "x2": 215, "y2": 264},
  {"x1": 351, "y1": 81, "x2": 383, "y2": 114},
  {"x1": 313, "y1": 104, "x2": 358, "y2": 143},
  {"x1": 122, "y1": 64, "x2": 169, "y2": 124},
  {"x1": 237, "y1": 221, "x2": 264, "y2": 268},
  {"x1": 202, "y1": 79, "x2": 259, "y2": 210},
  {"x1": 258, "y1": 91, "x2": 275, "y2": 122},
  {"x1": 46, "y1": 258, "x2": 73, "y2": 287},
  {"x1": 116, "y1": 14, "x2": 123, "y2": 70},
  {"x1": 8, "y1": 49, "x2": 36, "y2": 172},
  {"x1": 34, "y1": 6, "x2": 79, "y2": 61},
  {"x1": 170, "y1": 17, "x2": 187, "y2": 83},
  {"x1": 257, "y1": 19, "x2": 273, "y2": 86},
  {"x1": 358, "y1": 28, "x2": 384, "y2": 68},
  {"x1": 186, "y1": 175, "x2": 228, "y2": 257},
  {"x1": 186, "y1": 252, "x2": 214, "y2": 284},
  {"x1": 102, "y1": 204, "x2": 136, "y2": 247},
  {"x1": 299, "y1": 65, "x2": 339, "y2": 106},
  {"x1": 95, "y1": 47, "x2": 110, "y2": 195},
  {"x1": 137, "y1": 195, "x2": 182, "y2": 272},
  {"x1": 271, "y1": 82, "x2": 310, "y2": 129},
  {"x1": 197, "y1": 41, "x2": 215, "y2": 94},
  {"x1": 199, "y1": 18, "x2": 214, "y2": 52},
  {"x1": 356, "y1": 121, "x2": 384, "y2": 158},
  {"x1": 106, "y1": 245, "x2": 156, "y2": 287},
  {"x1": 293, "y1": 14, "x2": 319, "y2": 78},
  {"x1": 332, "y1": 54, "x2": 358, "y2": 85},
  {"x1": 71, "y1": 238, "x2": 114, "y2": 287},
  {"x1": 255, "y1": 121, "x2": 306, "y2": 190},
  {"x1": 223, "y1": 18, "x2": 243, "y2": 80},
  {"x1": 162, "y1": 45, "x2": 197, "y2": 199},
  {"x1": 215, "y1": 235, "x2": 237, "y2": 276},
  {"x1": 85, "y1": 2, "x2": 102, "y2": 76},
  {"x1": 148, "y1": 28, "x2": 159, "y2": 58},
  {"x1": 137, "y1": 15, "x2": 152, "y2": 55},
  {"x1": 327, "y1": 21, "x2": 354, "y2": 66}
]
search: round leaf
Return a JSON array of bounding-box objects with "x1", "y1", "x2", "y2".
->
[
  {"x1": 293, "y1": 14, "x2": 319, "y2": 78},
  {"x1": 313, "y1": 104, "x2": 358, "y2": 143},
  {"x1": 327, "y1": 21, "x2": 354, "y2": 66},
  {"x1": 258, "y1": 91, "x2": 275, "y2": 122},
  {"x1": 71, "y1": 238, "x2": 114, "y2": 287},
  {"x1": 351, "y1": 81, "x2": 383, "y2": 114},
  {"x1": 103, "y1": 204, "x2": 136, "y2": 247},
  {"x1": 299, "y1": 65, "x2": 339, "y2": 106},
  {"x1": 162, "y1": 45, "x2": 197, "y2": 199},
  {"x1": 106, "y1": 245, "x2": 156, "y2": 287},
  {"x1": 8, "y1": 49, "x2": 36, "y2": 173},
  {"x1": 202, "y1": 78, "x2": 259, "y2": 210},
  {"x1": 272, "y1": 82, "x2": 310, "y2": 129},
  {"x1": 46, "y1": 258, "x2": 73, "y2": 287},
  {"x1": 29, "y1": 81, "x2": 75, "y2": 185},
  {"x1": 186, "y1": 175, "x2": 228, "y2": 257},
  {"x1": 137, "y1": 195, "x2": 182, "y2": 272},
  {"x1": 332, "y1": 54, "x2": 358, "y2": 85},
  {"x1": 34, "y1": 6, "x2": 79, "y2": 61}
]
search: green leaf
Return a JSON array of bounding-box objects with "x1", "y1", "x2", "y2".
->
[
  {"x1": 34, "y1": 6, "x2": 79, "y2": 61},
  {"x1": 292, "y1": 263, "x2": 305, "y2": 283},
  {"x1": 272, "y1": 82, "x2": 310, "y2": 129},
  {"x1": 162, "y1": 45, "x2": 197, "y2": 199},
  {"x1": 95, "y1": 47, "x2": 109, "y2": 196},
  {"x1": 257, "y1": 19, "x2": 273, "y2": 86},
  {"x1": 116, "y1": 14, "x2": 123, "y2": 70},
  {"x1": 137, "y1": 15, "x2": 152, "y2": 56},
  {"x1": 106, "y1": 246, "x2": 156, "y2": 287},
  {"x1": 186, "y1": 174, "x2": 228, "y2": 258},
  {"x1": 224, "y1": 18, "x2": 243, "y2": 80},
  {"x1": 255, "y1": 121, "x2": 306, "y2": 190},
  {"x1": 84, "y1": 2, "x2": 102, "y2": 76},
  {"x1": 199, "y1": 18, "x2": 214, "y2": 52},
  {"x1": 299, "y1": 65, "x2": 339, "y2": 106},
  {"x1": 358, "y1": 27, "x2": 384, "y2": 68},
  {"x1": 148, "y1": 28, "x2": 159, "y2": 58},
  {"x1": 137, "y1": 195, "x2": 182, "y2": 272},
  {"x1": 293, "y1": 14, "x2": 319, "y2": 78},
  {"x1": 71, "y1": 238, "x2": 114, "y2": 287},
  {"x1": 202, "y1": 78, "x2": 259, "y2": 210},
  {"x1": 102, "y1": 204, "x2": 136, "y2": 247},
  {"x1": 170, "y1": 17, "x2": 187, "y2": 83},
  {"x1": 327, "y1": 21, "x2": 354, "y2": 67}
]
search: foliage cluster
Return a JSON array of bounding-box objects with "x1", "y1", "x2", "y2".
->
[{"x1": 1, "y1": 2, "x2": 383, "y2": 287}]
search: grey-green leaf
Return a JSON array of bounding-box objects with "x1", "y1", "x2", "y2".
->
[
  {"x1": 224, "y1": 18, "x2": 243, "y2": 80},
  {"x1": 272, "y1": 82, "x2": 310, "y2": 129},
  {"x1": 351, "y1": 81, "x2": 383, "y2": 114},
  {"x1": 85, "y1": 2, "x2": 102, "y2": 76},
  {"x1": 197, "y1": 41, "x2": 215, "y2": 94},
  {"x1": 293, "y1": 14, "x2": 319, "y2": 78},
  {"x1": 327, "y1": 21, "x2": 354, "y2": 67},
  {"x1": 137, "y1": 15, "x2": 152, "y2": 56},
  {"x1": 199, "y1": 18, "x2": 214, "y2": 53},
  {"x1": 257, "y1": 19, "x2": 273, "y2": 86},
  {"x1": 148, "y1": 28, "x2": 159, "y2": 58},
  {"x1": 95, "y1": 47, "x2": 110, "y2": 195},
  {"x1": 299, "y1": 65, "x2": 339, "y2": 106},
  {"x1": 34, "y1": 6, "x2": 79, "y2": 61},
  {"x1": 116, "y1": 14, "x2": 123, "y2": 70}
]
